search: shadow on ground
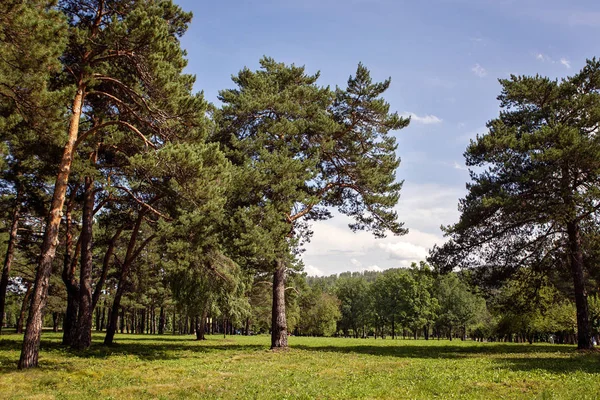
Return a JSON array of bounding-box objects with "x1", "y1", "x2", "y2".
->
[
  {"x1": 2, "y1": 334, "x2": 599, "y2": 375},
  {"x1": 293, "y1": 343, "x2": 600, "y2": 374}
]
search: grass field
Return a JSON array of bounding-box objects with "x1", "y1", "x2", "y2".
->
[{"x1": 1, "y1": 333, "x2": 599, "y2": 399}]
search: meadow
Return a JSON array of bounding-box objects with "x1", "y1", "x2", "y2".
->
[{"x1": 0, "y1": 333, "x2": 599, "y2": 399}]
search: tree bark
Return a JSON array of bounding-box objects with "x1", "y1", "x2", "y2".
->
[
  {"x1": 158, "y1": 307, "x2": 165, "y2": 334},
  {"x1": 73, "y1": 175, "x2": 95, "y2": 350},
  {"x1": 0, "y1": 183, "x2": 22, "y2": 334},
  {"x1": 196, "y1": 309, "x2": 207, "y2": 340},
  {"x1": 16, "y1": 283, "x2": 32, "y2": 333},
  {"x1": 567, "y1": 220, "x2": 593, "y2": 350},
  {"x1": 62, "y1": 187, "x2": 80, "y2": 346},
  {"x1": 104, "y1": 212, "x2": 150, "y2": 345},
  {"x1": 270, "y1": 260, "x2": 287, "y2": 349},
  {"x1": 19, "y1": 84, "x2": 86, "y2": 369}
]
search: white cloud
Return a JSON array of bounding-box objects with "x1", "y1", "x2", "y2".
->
[
  {"x1": 471, "y1": 64, "x2": 487, "y2": 78},
  {"x1": 401, "y1": 112, "x2": 443, "y2": 125},
  {"x1": 453, "y1": 161, "x2": 468, "y2": 171},
  {"x1": 304, "y1": 264, "x2": 324, "y2": 276},
  {"x1": 364, "y1": 265, "x2": 383, "y2": 272},
  {"x1": 378, "y1": 241, "x2": 429, "y2": 262},
  {"x1": 301, "y1": 182, "x2": 466, "y2": 275},
  {"x1": 535, "y1": 53, "x2": 572, "y2": 69}
]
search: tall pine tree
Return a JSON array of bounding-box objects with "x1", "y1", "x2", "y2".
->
[
  {"x1": 217, "y1": 58, "x2": 408, "y2": 348},
  {"x1": 432, "y1": 59, "x2": 600, "y2": 349}
]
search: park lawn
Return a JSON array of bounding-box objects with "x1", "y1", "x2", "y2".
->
[{"x1": 0, "y1": 333, "x2": 599, "y2": 399}]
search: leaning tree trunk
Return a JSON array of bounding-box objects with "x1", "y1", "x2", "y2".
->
[
  {"x1": 271, "y1": 260, "x2": 287, "y2": 349},
  {"x1": 73, "y1": 175, "x2": 95, "y2": 350},
  {"x1": 567, "y1": 220, "x2": 593, "y2": 350},
  {"x1": 104, "y1": 212, "x2": 149, "y2": 345},
  {"x1": 0, "y1": 185, "x2": 21, "y2": 334},
  {"x1": 19, "y1": 84, "x2": 85, "y2": 369}
]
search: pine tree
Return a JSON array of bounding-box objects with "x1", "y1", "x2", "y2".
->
[
  {"x1": 0, "y1": 0, "x2": 67, "y2": 335},
  {"x1": 432, "y1": 59, "x2": 600, "y2": 349},
  {"x1": 217, "y1": 58, "x2": 408, "y2": 348},
  {"x1": 20, "y1": 0, "x2": 204, "y2": 367}
]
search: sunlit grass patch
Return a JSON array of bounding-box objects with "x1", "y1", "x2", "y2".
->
[{"x1": 0, "y1": 332, "x2": 599, "y2": 399}]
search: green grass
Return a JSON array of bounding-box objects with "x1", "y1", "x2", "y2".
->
[{"x1": 1, "y1": 332, "x2": 599, "y2": 399}]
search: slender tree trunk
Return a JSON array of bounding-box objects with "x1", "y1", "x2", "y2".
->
[
  {"x1": 271, "y1": 260, "x2": 287, "y2": 349},
  {"x1": 52, "y1": 313, "x2": 59, "y2": 332},
  {"x1": 567, "y1": 220, "x2": 593, "y2": 349},
  {"x1": 158, "y1": 307, "x2": 165, "y2": 334},
  {"x1": 62, "y1": 187, "x2": 80, "y2": 346},
  {"x1": 196, "y1": 308, "x2": 207, "y2": 340},
  {"x1": 104, "y1": 213, "x2": 150, "y2": 345},
  {"x1": 19, "y1": 84, "x2": 86, "y2": 369},
  {"x1": 0, "y1": 183, "x2": 21, "y2": 334},
  {"x1": 73, "y1": 175, "x2": 95, "y2": 350},
  {"x1": 16, "y1": 283, "x2": 32, "y2": 333}
]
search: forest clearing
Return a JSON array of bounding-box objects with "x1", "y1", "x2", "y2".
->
[{"x1": 1, "y1": 333, "x2": 599, "y2": 399}]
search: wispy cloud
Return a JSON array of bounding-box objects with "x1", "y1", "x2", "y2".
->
[
  {"x1": 401, "y1": 112, "x2": 443, "y2": 125},
  {"x1": 471, "y1": 63, "x2": 487, "y2": 78},
  {"x1": 534, "y1": 53, "x2": 572, "y2": 69},
  {"x1": 536, "y1": 53, "x2": 549, "y2": 62},
  {"x1": 453, "y1": 161, "x2": 468, "y2": 171}
]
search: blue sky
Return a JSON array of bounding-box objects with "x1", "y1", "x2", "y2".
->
[{"x1": 175, "y1": 0, "x2": 600, "y2": 276}]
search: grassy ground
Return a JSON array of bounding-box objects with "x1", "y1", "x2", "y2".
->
[{"x1": 0, "y1": 332, "x2": 599, "y2": 399}]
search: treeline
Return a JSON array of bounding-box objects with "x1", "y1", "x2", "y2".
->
[
  {"x1": 4, "y1": 259, "x2": 595, "y2": 346},
  {"x1": 0, "y1": 0, "x2": 407, "y2": 368},
  {"x1": 299, "y1": 265, "x2": 600, "y2": 345}
]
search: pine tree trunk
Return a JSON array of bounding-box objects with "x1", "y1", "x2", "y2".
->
[
  {"x1": 73, "y1": 175, "x2": 95, "y2": 350},
  {"x1": 104, "y1": 213, "x2": 146, "y2": 345},
  {"x1": 19, "y1": 84, "x2": 85, "y2": 369},
  {"x1": 567, "y1": 220, "x2": 593, "y2": 350},
  {"x1": 0, "y1": 184, "x2": 21, "y2": 334},
  {"x1": 104, "y1": 290, "x2": 124, "y2": 345},
  {"x1": 196, "y1": 309, "x2": 207, "y2": 340},
  {"x1": 62, "y1": 189, "x2": 80, "y2": 346},
  {"x1": 16, "y1": 283, "x2": 32, "y2": 333},
  {"x1": 270, "y1": 260, "x2": 287, "y2": 349},
  {"x1": 52, "y1": 313, "x2": 59, "y2": 332},
  {"x1": 158, "y1": 307, "x2": 165, "y2": 334}
]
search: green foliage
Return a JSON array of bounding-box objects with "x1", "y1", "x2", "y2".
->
[
  {"x1": 432, "y1": 59, "x2": 600, "y2": 281},
  {"x1": 335, "y1": 275, "x2": 371, "y2": 337},
  {"x1": 299, "y1": 287, "x2": 341, "y2": 336},
  {"x1": 217, "y1": 58, "x2": 408, "y2": 270}
]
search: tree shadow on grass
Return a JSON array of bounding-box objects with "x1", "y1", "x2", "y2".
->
[
  {"x1": 0, "y1": 335, "x2": 268, "y2": 372},
  {"x1": 292, "y1": 343, "x2": 600, "y2": 374}
]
